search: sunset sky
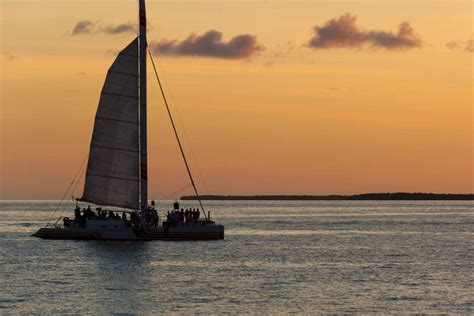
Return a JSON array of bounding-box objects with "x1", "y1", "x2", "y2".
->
[{"x1": 1, "y1": 0, "x2": 473, "y2": 199}]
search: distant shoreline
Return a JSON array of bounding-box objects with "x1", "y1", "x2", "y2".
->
[{"x1": 181, "y1": 193, "x2": 474, "y2": 201}]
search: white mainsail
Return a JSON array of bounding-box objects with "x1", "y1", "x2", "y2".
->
[{"x1": 80, "y1": 38, "x2": 140, "y2": 209}]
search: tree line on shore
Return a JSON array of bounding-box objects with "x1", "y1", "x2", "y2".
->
[{"x1": 181, "y1": 193, "x2": 474, "y2": 201}]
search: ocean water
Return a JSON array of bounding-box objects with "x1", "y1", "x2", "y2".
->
[{"x1": 0, "y1": 200, "x2": 473, "y2": 314}]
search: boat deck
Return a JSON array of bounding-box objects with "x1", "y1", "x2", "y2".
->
[{"x1": 33, "y1": 222, "x2": 224, "y2": 241}]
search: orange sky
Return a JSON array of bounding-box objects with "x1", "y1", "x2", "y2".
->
[{"x1": 1, "y1": 0, "x2": 473, "y2": 199}]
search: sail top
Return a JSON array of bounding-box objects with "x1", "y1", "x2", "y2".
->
[{"x1": 80, "y1": 38, "x2": 140, "y2": 209}]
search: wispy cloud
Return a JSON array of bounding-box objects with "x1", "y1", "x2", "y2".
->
[
  {"x1": 150, "y1": 30, "x2": 263, "y2": 59},
  {"x1": 446, "y1": 41, "x2": 461, "y2": 50},
  {"x1": 105, "y1": 49, "x2": 120, "y2": 56},
  {"x1": 446, "y1": 37, "x2": 474, "y2": 53},
  {"x1": 72, "y1": 20, "x2": 95, "y2": 35},
  {"x1": 2, "y1": 54, "x2": 18, "y2": 61},
  {"x1": 308, "y1": 13, "x2": 422, "y2": 50},
  {"x1": 467, "y1": 40, "x2": 474, "y2": 53},
  {"x1": 102, "y1": 23, "x2": 136, "y2": 35},
  {"x1": 72, "y1": 20, "x2": 136, "y2": 36}
]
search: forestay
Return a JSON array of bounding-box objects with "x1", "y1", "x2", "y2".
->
[{"x1": 80, "y1": 38, "x2": 140, "y2": 209}]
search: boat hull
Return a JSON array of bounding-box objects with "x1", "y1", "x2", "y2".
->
[{"x1": 32, "y1": 225, "x2": 224, "y2": 241}]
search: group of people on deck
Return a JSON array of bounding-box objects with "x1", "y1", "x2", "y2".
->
[
  {"x1": 141, "y1": 206, "x2": 159, "y2": 228},
  {"x1": 68, "y1": 201, "x2": 200, "y2": 228},
  {"x1": 72, "y1": 205, "x2": 127, "y2": 227},
  {"x1": 166, "y1": 201, "x2": 201, "y2": 224}
]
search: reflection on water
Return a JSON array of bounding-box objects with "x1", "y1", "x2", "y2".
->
[
  {"x1": 0, "y1": 200, "x2": 473, "y2": 313},
  {"x1": 227, "y1": 229, "x2": 474, "y2": 236}
]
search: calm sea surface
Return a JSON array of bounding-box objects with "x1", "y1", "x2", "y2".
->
[{"x1": 0, "y1": 200, "x2": 473, "y2": 314}]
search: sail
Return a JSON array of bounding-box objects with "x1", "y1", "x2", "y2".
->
[{"x1": 80, "y1": 38, "x2": 140, "y2": 209}]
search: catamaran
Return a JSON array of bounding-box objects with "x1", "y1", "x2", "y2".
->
[{"x1": 33, "y1": 0, "x2": 224, "y2": 240}]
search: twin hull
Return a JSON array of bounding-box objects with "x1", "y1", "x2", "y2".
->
[{"x1": 33, "y1": 223, "x2": 224, "y2": 241}]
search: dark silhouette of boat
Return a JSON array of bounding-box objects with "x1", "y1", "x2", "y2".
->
[{"x1": 33, "y1": 0, "x2": 224, "y2": 241}]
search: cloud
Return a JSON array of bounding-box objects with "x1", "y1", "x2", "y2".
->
[
  {"x1": 150, "y1": 30, "x2": 263, "y2": 59},
  {"x1": 466, "y1": 40, "x2": 474, "y2": 53},
  {"x1": 105, "y1": 49, "x2": 120, "y2": 56},
  {"x1": 72, "y1": 20, "x2": 136, "y2": 36},
  {"x1": 446, "y1": 37, "x2": 474, "y2": 53},
  {"x1": 446, "y1": 41, "x2": 461, "y2": 50},
  {"x1": 102, "y1": 23, "x2": 136, "y2": 35},
  {"x1": 72, "y1": 20, "x2": 95, "y2": 35},
  {"x1": 367, "y1": 22, "x2": 422, "y2": 49},
  {"x1": 308, "y1": 13, "x2": 422, "y2": 50},
  {"x1": 2, "y1": 54, "x2": 17, "y2": 61}
]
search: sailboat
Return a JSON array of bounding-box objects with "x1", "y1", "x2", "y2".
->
[{"x1": 33, "y1": 0, "x2": 224, "y2": 240}]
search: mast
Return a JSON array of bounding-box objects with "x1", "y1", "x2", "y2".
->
[{"x1": 139, "y1": 0, "x2": 148, "y2": 210}]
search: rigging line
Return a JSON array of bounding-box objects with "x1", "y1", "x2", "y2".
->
[
  {"x1": 49, "y1": 155, "x2": 88, "y2": 225},
  {"x1": 46, "y1": 156, "x2": 87, "y2": 225},
  {"x1": 54, "y1": 167, "x2": 87, "y2": 225},
  {"x1": 148, "y1": 49, "x2": 208, "y2": 221},
  {"x1": 160, "y1": 183, "x2": 192, "y2": 200},
  {"x1": 46, "y1": 154, "x2": 88, "y2": 226},
  {"x1": 152, "y1": 57, "x2": 210, "y2": 195}
]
